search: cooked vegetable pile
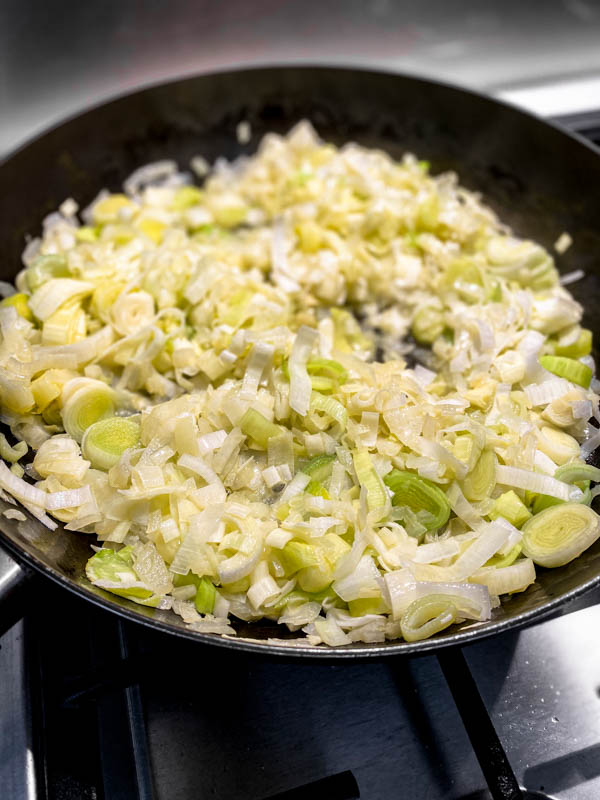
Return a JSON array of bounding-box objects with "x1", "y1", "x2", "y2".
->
[{"x1": 1, "y1": 121, "x2": 599, "y2": 646}]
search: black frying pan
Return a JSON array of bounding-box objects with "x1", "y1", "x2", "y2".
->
[{"x1": 1, "y1": 65, "x2": 600, "y2": 658}]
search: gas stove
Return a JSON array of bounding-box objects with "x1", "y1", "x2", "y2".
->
[{"x1": 3, "y1": 4, "x2": 600, "y2": 797}]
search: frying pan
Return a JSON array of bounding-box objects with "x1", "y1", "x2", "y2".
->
[{"x1": 1, "y1": 65, "x2": 600, "y2": 658}]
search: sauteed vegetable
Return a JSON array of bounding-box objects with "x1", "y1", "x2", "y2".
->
[{"x1": 0, "y1": 121, "x2": 599, "y2": 645}]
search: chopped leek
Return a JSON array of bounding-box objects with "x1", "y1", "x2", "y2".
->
[
  {"x1": 554, "y1": 328, "x2": 592, "y2": 358},
  {"x1": 301, "y1": 453, "x2": 336, "y2": 482},
  {"x1": 521, "y1": 503, "x2": 600, "y2": 567},
  {"x1": 239, "y1": 408, "x2": 282, "y2": 449},
  {"x1": 85, "y1": 547, "x2": 163, "y2": 606},
  {"x1": 384, "y1": 470, "x2": 450, "y2": 532},
  {"x1": 0, "y1": 120, "x2": 598, "y2": 647},
  {"x1": 0, "y1": 293, "x2": 33, "y2": 322},
  {"x1": 539, "y1": 355, "x2": 592, "y2": 388},
  {"x1": 61, "y1": 380, "x2": 115, "y2": 442},
  {"x1": 26, "y1": 254, "x2": 70, "y2": 292},
  {"x1": 400, "y1": 595, "x2": 458, "y2": 642},
  {"x1": 194, "y1": 577, "x2": 217, "y2": 614},
  {"x1": 353, "y1": 449, "x2": 390, "y2": 519},
  {"x1": 488, "y1": 491, "x2": 531, "y2": 529},
  {"x1": 461, "y1": 450, "x2": 496, "y2": 503},
  {"x1": 82, "y1": 416, "x2": 141, "y2": 470},
  {"x1": 554, "y1": 463, "x2": 600, "y2": 485},
  {"x1": 310, "y1": 392, "x2": 347, "y2": 429}
]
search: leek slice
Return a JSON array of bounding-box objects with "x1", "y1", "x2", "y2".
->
[
  {"x1": 82, "y1": 416, "x2": 141, "y2": 470},
  {"x1": 279, "y1": 541, "x2": 320, "y2": 573},
  {"x1": 301, "y1": 453, "x2": 336, "y2": 482},
  {"x1": 297, "y1": 533, "x2": 350, "y2": 593},
  {"x1": 26, "y1": 254, "x2": 70, "y2": 292},
  {"x1": 461, "y1": 449, "x2": 496, "y2": 503},
  {"x1": 539, "y1": 355, "x2": 593, "y2": 389},
  {"x1": 484, "y1": 543, "x2": 523, "y2": 569},
  {"x1": 400, "y1": 594, "x2": 458, "y2": 642},
  {"x1": 305, "y1": 480, "x2": 330, "y2": 499},
  {"x1": 194, "y1": 577, "x2": 217, "y2": 614},
  {"x1": 306, "y1": 358, "x2": 348, "y2": 385},
  {"x1": 61, "y1": 380, "x2": 115, "y2": 442},
  {"x1": 348, "y1": 597, "x2": 388, "y2": 616},
  {"x1": 554, "y1": 328, "x2": 593, "y2": 358},
  {"x1": 411, "y1": 306, "x2": 444, "y2": 345},
  {"x1": 488, "y1": 490, "x2": 531, "y2": 529},
  {"x1": 239, "y1": 408, "x2": 282, "y2": 449},
  {"x1": 353, "y1": 449, "x2": 390, "y2": 519},
  {"x1": 310, "y1": 392, "x2": 348, "y2": 430},
  {"x1": 554, "y1": 463, "x2": 600, "y2": 484},
  {"x1": 86, "y1": 547, "x2": 162, "y2": 606},
  {"x1": 0, "y1": 293, "x2": 33, "y2": 322},
  {"x1": 521, "y1": 503, "x2": 600, "y2": 567},
  {"x1": 384, "y1": 469, "x2": 450, "y2": 532}
]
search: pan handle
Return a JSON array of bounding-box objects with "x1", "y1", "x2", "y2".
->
[{"x1": 0, "y1": 545, "x2": 36, "y2": 638}]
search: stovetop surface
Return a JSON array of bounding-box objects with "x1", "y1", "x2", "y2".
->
[{"x1": 4, "y1": 582, "x2": 600, "y2": 800}]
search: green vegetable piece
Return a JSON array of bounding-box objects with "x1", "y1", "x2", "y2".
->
[
  {"x1": 239, "y1": 408, "x2": 282, "y2": 449},
  {"x1": 172, "y1": 185, "x2": 203, "y2": 210},
  {"x1": 310, "y1": 392, "x2": 348, "y2": 430},
  {"x1": 384, "y1": 469, "x2": 450, "y2": 532},
  {"x1": 539, "y1": 355, "x2": 592, "y2": 388},
  {"x1": 86, "y1": 547, "x2": 162, "y2": 606},
  {"x1": 531, "y1": 493, "x2": 564, "y2": 515},
  {"x1": 61, "y1": 382, "x2": 116, "y2": 443},
  {"x1": 489, "y1": 490, "x2": 532, "y2": 529},
  {"x1": 400, "y1": 594, "x2": 458, "y2": 642},
  {"x1": 461, "y1": 449, "x2": 496, "y2": 503},
  {"x1": 279, "y1": 541, "x2": 320, "y2": 574},
  {"x1": 301, "y1": 453, "x2": 336, "y2": 482},
  {"x1": 26, "y1": 254, "x2": 70, "y2": 292},
  {"x1": 194, "y1": 577, "x2": 217, "y2": 614},
  {"x1": 522, "y1": 503, "x2": 600, "y2": 568},
  {"x1": 0, "y1": 293, "x2": 33, "y2": 322},
  {"x1": 554, "y1": 463, "x2": 600, "y2": 484},
  {"x1": 348, "y1": 597, "x2": 387, "y2": 616},
  {"x1": 353, "y1": 449, "x2": 389, "y2": 519},
  {"x1": 305, "y1": 480, "x2": 330, "y2": 499},
  {"x1": 485, "y1": 543, "x2": 522, "y2": 569},
  {"x1": 82, "y1": 416, "x2": 141, "y2": 471},
  {"x1": 554, "y1": 328, "x2": 592, "y2": 358},
  {"x1": 411, "y1": 306, "x2": 444, "y2": 344},
  {"x1": 306, "y1": 358, "x2": 348, "y2": 384},
  {"x1": 297, "y1": 533, "x2": 351, "y2": 593}
]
